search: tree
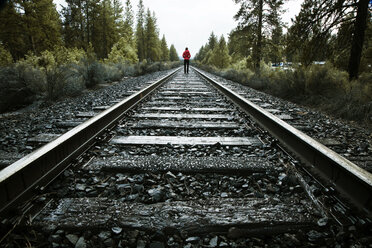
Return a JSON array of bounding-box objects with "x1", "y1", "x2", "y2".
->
[
  {"x1": 228, "y1": 27, "x2": 253, "y2": 63},
  {"x1": 160, "y1": 35, "x2": 170, "y2": 61},
  {"x1": 208, "y1": 35, "x2": 231, "y2": 68},
  {"x1": 348, "y1": 0, "x2": 370, "y2": 80},
  {"x1": 123, "y1": 0, "x2": 135, "y2": 44},
  {"x1": 233, "y1": 0, "x2": 285, "y2": 72},
  {"x1": 207, "y1": 32, "x2": 218, "y2": 51},
  {"x1": 286, "y1": 0, "x2": 371, "y2": 80},
  {"x1": 286, "y1": 0, "x2": 332, "y2": 66},
  {"x1": 144, "y1": 9, "x2": 161, "y2": 61},
  {"x1": 0, "y1": 0, "x2": 62, "y2": 59},
  {"x1": 106, "y1": 37, "x2": 138, "y2": 64},
  {"x1": 195, "y1": 45, "x2": 206, "y2": 61},
  {"x1": 92, "y1": 0, "x2": 119, "y2": 58},
  {"x1": 0, "y1": 1, "x2": 26, "y2": 60},
  {"x1": 169, "y1": 44, "x2": 179, "y2": 61},
  {"x1": 0, "y1": 44, "x2": 13, "y2": 66},
  {"x1": 135, "y1": 0, "x2": 146, "y2": 61},
  {"x1": 62, "y1": 0, "x2": 101, "y2": 50}
]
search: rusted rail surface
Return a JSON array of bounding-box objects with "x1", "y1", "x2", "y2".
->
[
  {"x1": 193, "y1": 67, "x2": 372, "y2": 216},
  {"x1": 0, "y1": 68, "x2": 180, "y2": 215}
]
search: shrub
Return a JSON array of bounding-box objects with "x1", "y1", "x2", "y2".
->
[
  {"x1": 44, "y1": 65, "x2": 86, "y2": 100},
  {"x1": 0, "y1": 44, "x2": 13, "y2": 66},
  {"x1": 104, "y1": 63, "x2": 124, "y2": 82},
  {"x1": 77, "y1": 61, "x2": 106, "y2": 88},
  {"x1": 0, "y1": 65, "x2": 41, "y2": 112},
  {"x1": 194, "y1": 61, "x2": 371, "y2": 126},
  {"x1": 305, "y1": 64, "x2": 348, "y2": 98}
]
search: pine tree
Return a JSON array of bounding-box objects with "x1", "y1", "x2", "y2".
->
[
  {"x1": 234, "y1": 0, "x2": 285, "y2": 72},
  {"x1": 0, "y1": 1, "x2": 26, "y2": 60},
  {"x1": 22, "y1": 0, "x2": 62, "y2": 54},
  {"x1": 160, "y1": 35, "x2": 170, "y2": 61},
  {"x1": 286, "y1": 0, "x2": 371, "y2": 80},
  {"x1": 228, "y1": 27, "x2": 253, "y2": 63},
  {"x1": 169, "y1": 44, "x2": 179, "y2": 61},
  {"x1": 208, "y1": 35, "x2": 231, "y2": 69},
  {"x1": 0, "y1": 0, "x2": 62, "y2": 58},
  {"x1": 92, "y1": 0, "x2": 119, "y2": 58},
  {"x1": 61, "y1": 0, "x2": 85, "y2": 49},
  {"x1": 0, "y1": 44, "x2": 13, "y2": 66},
  {"x1": 123, "y1": 0, "x2": 135, "y2": 44},
  {"x1": 144, "y1": 10, "x2": 161, "y2": 62},
  {"x1": 268, "y1": 25, "x2": 284, "y2": 65},
  {"x1": 107, "y1": 37, "x2": 138, "y2": 64},
  {"x1": 135, "y1": 0, "x2": 146, "y2": 61},
  {"x1": 207, "y1": 32, "x2": 218, "y2": 51},
  {"x1": 195, "y1": 45, "x2": 205, "y2": 61},
  {"x1": 62, "y1": 0, "x2": 101, "y2": 50}
]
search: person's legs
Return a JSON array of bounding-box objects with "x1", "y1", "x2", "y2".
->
[
  {"x1": 186, "y1": 60, "x2": 189, "y2": 73},
  {"x1": 184, "y1": 60, "x2": 187, "y2": 73}
]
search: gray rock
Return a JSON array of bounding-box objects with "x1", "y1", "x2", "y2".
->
[
  {"x1": 49, "y1": 234, "x2": 62, "y2": 243},
  {"x1": 112, "y1": 227, "x2": 122, "y2": 234},
  {"x1": 185, "y1": 236, "x2": 200, "y2": 243},
  {"x1": 104, "y1": 238, "x2": 114, "y2": 247},
  {"x1": 219, "y1": 241, "x2": 229, "y2": 247},
  {"x1": 149, "y1": 241, "x2": 165, "y2": 248},
  {"x1": 137, "y1": 239, "x2": 146, "y2": 248},
  {"x1": 75, "y1": 184, "x2": 86, "y2": 191},
  {"x1": 209, "y1": 236, "x2": 218, "y2": 247},
  {"x1": 75, "y1": 237, "x2": 87, "y2": 248},
  {"x1": 133, "y1": 184, "x2": 144, "y2": 193},
  {"x1": 307, "y1": 230, "x2": 322, "y2": 242},
  {"x1": 165, "y1": 171, "x2": 177, "y2": 179},
  {"x1": 221, "y1": 192, "x2": 228, "y2": 198},
  {"x1": 66, "y1": 234, "x2": 79, "y2": 245},
  {"x1": 148, "y1": 187, "x2": 163, "y2": 201},
  {"x1": 98, "y1": 231, "x2": 111, "y2": 241},
  {"x1": 317, "y1": 217, "x2": 328, "y2": 227}
]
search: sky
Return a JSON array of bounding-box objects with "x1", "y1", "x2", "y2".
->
[{"x1": 53, "y1": 0, "x2": 303, "y2": 56}]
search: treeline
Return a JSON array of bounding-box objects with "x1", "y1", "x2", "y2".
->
[
  {"x1": 0, "y1": 0, "x2": 179, "y2": 63},
  {"x1": 0, "y1": 0, "x2": 180, "y2": 112},
  {"x1": 195, "y1": 0, "x2": 372, "y2": 125}
]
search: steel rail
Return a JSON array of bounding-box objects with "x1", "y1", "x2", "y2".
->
[
  {"x1": 193, "y1": 67, "x2": 372, "y2": 217},
  {"x1": 0, "y1": 68, "x2": 180, "y2": 215}
]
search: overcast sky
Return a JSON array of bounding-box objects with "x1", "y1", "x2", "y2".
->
[{"x1": 53, "y1": 0, "x2": 303, "y2": 57}]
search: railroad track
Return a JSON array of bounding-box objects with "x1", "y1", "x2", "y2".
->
[{"x1": 0, "y1": 68, "x2": 371, "y2": 247}]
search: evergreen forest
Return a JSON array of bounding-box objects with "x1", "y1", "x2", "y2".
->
[
  {"x1": 0, "y1": 0, "x2": 371, "y2": 125},
  {"x1": 0, "y1": 0, "x2": 180, "y2": 112}
]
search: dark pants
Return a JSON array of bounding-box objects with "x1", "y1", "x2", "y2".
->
[{"x1": 184, "y1": 60, "x2": 189, "y2": 73}]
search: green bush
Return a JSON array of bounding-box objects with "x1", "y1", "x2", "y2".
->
[
  {"x1": 77, "y1": 61, "x2": 106, "y2": 88},
  {"x1": 194, "y1": 61, "x2": 371, "y2": 126},
  {"x1": 0, "y1": 65, "x2": 41, "y2": 112}
]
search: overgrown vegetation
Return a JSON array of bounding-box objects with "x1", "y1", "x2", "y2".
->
[
  {"x1": 194, "y1": 0, "x2": 372, "y2": 126},
  {"x1": 0, "y1": 0, "x2": 181, "y2": 113},
  {"x1": 196, "y1": 61, "x2": 372, "y2": 125},
  {"x1": 0, "y1": 45, "x2": 180, "y2": 113}
]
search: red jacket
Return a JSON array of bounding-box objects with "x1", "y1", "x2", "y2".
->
[{"x1": 183, "y1": 50, "x2": 191, "y2": 60}]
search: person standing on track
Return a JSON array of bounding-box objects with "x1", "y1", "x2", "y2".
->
[{"x1": 183, "y1": 47, "x2": 191, "y2": 74}]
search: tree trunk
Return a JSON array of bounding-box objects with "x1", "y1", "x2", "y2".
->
[
  {"x1": 254, "y1": 0, "x2": 263, "y2": 73},
  {"x1": 348, "y1": 0, "x2": 369, "y2": 80}
]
